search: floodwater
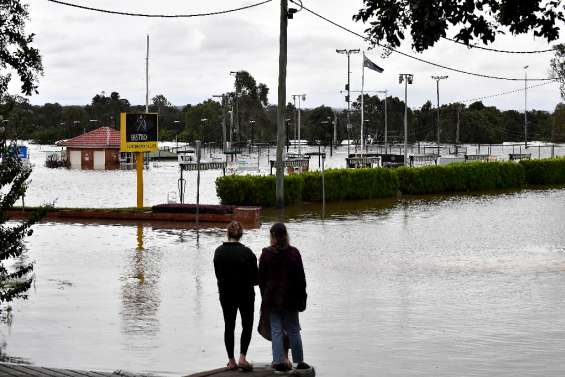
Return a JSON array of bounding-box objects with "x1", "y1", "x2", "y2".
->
[
  {"x1": 2, "y1": 189, "x2": 565, "y2": 376},
  {"x1": 20, "y1": 142, "x2": 565, "y2": 208}
]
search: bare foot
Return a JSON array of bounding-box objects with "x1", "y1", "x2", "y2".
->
[{"x1": 226, "y1": 358, "x2": 237, "y2": 370}]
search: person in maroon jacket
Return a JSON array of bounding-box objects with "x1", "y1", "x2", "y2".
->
[{"x1": 259, "y1": 223, "x2": 311, "y2": 373}]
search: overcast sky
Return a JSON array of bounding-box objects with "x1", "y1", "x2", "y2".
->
[{"x1": 14, "y1": 0, "x2": 564, "y2": 111}]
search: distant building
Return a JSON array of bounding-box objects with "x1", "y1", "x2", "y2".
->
[{"x1": 57, "y1": 127, "x2": 121, "y2": 170}]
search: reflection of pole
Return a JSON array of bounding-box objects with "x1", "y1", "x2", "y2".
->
[
  {"x1": 195, "y1": 141, "x2": 201, "y2": 226},
  {"x1": 136, "y1": 224, "x2": 144, "y2": 251}
]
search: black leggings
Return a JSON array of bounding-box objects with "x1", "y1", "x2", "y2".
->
[{"x1": 220, "y1": 293, "x2": 255, "y2": 359}]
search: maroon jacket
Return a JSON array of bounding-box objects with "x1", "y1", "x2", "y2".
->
[{"x1": 259, "y1": 245, "x2": 307, "y2": 312}]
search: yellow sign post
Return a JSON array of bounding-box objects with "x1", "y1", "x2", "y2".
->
[{"x1": 120, "y1": 113, "x2": 159, "y2": 208}]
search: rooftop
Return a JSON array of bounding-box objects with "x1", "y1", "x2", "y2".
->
[{"x1": 57, "y1": 127, "x2": 120, "y2": 148}]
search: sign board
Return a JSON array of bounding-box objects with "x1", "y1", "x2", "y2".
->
[{"x1": 120, "y1": 113, "x2": 158, "y2": 152}]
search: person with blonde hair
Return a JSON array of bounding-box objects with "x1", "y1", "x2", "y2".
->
[{"x1": 214, "y1": 221, "x2": 258, "y2": 371}]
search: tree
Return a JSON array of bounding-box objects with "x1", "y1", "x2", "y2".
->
[
  {"x1": 0, "y1": 142, "x2": 45, "y2": 303},
  {"x1": 553, "y1": 103, "x2": 565, "y2": 142},
  {"x1": 0, "y1": 0, "x2": 45, "y2": 306},
  {"x1": 550, "y1": 44, "x2": 565, "y2": 100},
  {"x1": 354, "y1": 0, "x2": 564, "y2": 52},
  {"x1": 0, "y1": 0, "x2": 43, "y2": 96}
]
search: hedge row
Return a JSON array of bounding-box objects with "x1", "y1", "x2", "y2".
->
[
  {"x1": 216, "y1": 168, "x2": 398, "y2": 206},
  {"x1": 519, "y1": 158, "x2": 565, "y2": 185},
  {"x1": 215, "y1": 158, "x2": 565, "y2": 206},
  {"x1": 397, "y1": 161, "x2": 525, "y2": 195}
]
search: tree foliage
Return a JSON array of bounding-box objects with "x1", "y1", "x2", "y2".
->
[
  {"x1": 551, "y1": 44, "x2": 565, "y2": 100},
  {"x1": 354, "y1": 0, "x2": 565, "y2": 52},
  {"x1": 0, "y1": 141, "x2": 47, "y2": 303},
  {"x1": 0, "y1": 0, "x2": 43, "y2": 96}
]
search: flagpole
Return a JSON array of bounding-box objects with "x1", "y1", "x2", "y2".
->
[{"x1": 361, "y1": 51, "x2": 365, "y2": 154}]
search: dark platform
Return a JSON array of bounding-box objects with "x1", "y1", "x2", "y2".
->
[
  {"x1": 185, "y1": 364, "x2": 315, "y2": 377},
  {"x1": 0, "y1": 363, "x2": 129, "y2": 377}
]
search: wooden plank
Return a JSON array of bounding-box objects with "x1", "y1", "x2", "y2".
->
[
  {"x1": 0, "y1": 364, "x2": 37, "y2": 376},
  {"x1": 17, "y1": 365, "x2": 70, "y2": 377},
  {"x1": 0, "y1": 364, "x2": 33, "y2": 376},
  {"x1": 42, "y1": 369, "x2": 92, "y2": 377}
]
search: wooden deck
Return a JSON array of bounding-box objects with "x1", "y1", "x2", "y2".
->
[
  {"x1": 0, "y1": 363, "x2": 315, "y2": 377},
  {"x1": 185, "y1": 364, "x2": 315, "y2": 377},
  {"x1": 0, "y1": 363, "x2": 136, "y2": 377}
]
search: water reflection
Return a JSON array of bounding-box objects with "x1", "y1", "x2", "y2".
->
[{"x1": 120, "y1": 224, "x2": 161, "y2": 349}]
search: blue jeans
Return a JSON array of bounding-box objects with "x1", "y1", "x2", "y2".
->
[{"x1": 270, "y1": 310, "x2": 304, "y2": 364}]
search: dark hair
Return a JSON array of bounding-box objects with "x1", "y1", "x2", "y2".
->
[
  {"x1": 270, "y1": 223, "x2": 289, "y2": 248},
  {"x1": 227, "y1": 221, "x2": 243, "y2": 240}
]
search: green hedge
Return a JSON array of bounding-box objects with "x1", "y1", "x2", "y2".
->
[
  {"x1": 302, "y1": 168, "x2": 399, "y2": 201},
  {"x1": 216, "y1": 168, "x2": 398, "y2": 205},
  {"x1": 520, "y1": 158, "x2": 565, "y2": 185},
  {"x1": 216, "y1": 174, "x2": 303, "y2": 206},
  {"x1": 216, "y1": 159, "x2": 565, "y2": 207},
  {"x1": 397, "y1": 161, "x2": 525, "y2": 195}
]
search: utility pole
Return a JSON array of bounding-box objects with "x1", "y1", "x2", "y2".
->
[
  {"x1": 276, "y1": 0, "x2": 288, "y2": 208},
  {"x1": 337, "y1": 49, "x2": 360, "y2": 155},
  {"x1": 399, "y1": 74, "x2": 413, "y2": 166},
  {"x1": 431, "y1": 75, "x2": 448, "y2": 155},
  {"x1": 524, "y1": 65, "x2": 529, "y2": 148},
  {"x1": 456, "y1": 104, "x2": 462, "y2": 155}
]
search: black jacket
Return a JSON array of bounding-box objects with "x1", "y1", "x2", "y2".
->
[{"x1": 214, "y1": 242, "x2": 258, "y2": 298}]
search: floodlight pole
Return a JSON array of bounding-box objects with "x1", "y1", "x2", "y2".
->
[
  {"x1": 399, "y1": 74, "x2": 413, "y2": 166},
  {"x1": 431, "y1": 75, "x2": 448, "y2": 155},
  {"x1": 337, "y1": 48, "x2": 360, "y2": 155},
  {"x1": 291, "y1": 94, "x2": 306, "y2": 154}
]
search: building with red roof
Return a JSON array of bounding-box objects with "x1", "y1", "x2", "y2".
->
[{"x1": 57, "y1": 127, "x2": 121, "y2": 170}]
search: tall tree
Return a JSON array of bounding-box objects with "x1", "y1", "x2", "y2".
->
[
  {"x1": 354, "y1": 0, "x2": 564, "y2": 52},
  {"x1": 0, "y1": 0, "x2": 44, "y2": 306},
  {"x1": 550, "y1": 44, "x2": 565, "y2": 100}
]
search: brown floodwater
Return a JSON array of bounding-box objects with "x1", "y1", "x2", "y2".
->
[{"x1": 1, "y1": 189, "x2": 565, "y2": 376}]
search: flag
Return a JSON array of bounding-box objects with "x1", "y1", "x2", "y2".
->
[{"x1": 364, "y1": 55, "x2": 384, "y2": 73}]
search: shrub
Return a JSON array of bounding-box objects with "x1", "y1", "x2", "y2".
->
[
  {"x1": 520, "y1": 158, "x2": 565, "y2": 185},
  {"x1": 397, "y1": 161, "x2": 525, "y2": 195},
  {"x1": 217, "y1": 167, "x2": 398, "y2": 206},
  {"x1": 216, "y1": 174, "x2": 303, "y2": 206}
]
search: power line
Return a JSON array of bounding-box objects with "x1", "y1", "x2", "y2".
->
[
  {"x1": 441, "y1": 37, "x2": 555, "y2": 54},
  {"x1": 462, "y1": 80, "x2": 558, "y2": 103},
  {"x1": 290, "y1": 0, "x2": 556, "y2": 82},
  {"x1": 45, "y1": 0, "x2": 272, "y2": 18}
]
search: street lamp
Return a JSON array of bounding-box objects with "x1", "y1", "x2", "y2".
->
[
  {"x1": 291, "y1": 94, "x2": 306, "y2": 154},
  {"x1": 337, "y1": 48, "x2": 360, "y2": 156},
  {"x1": 431, "y1": 75, "x2": 448, "y2": 154},
  {"x1": 399, "y1": 74, "x2": 414, "y2": 166}
]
